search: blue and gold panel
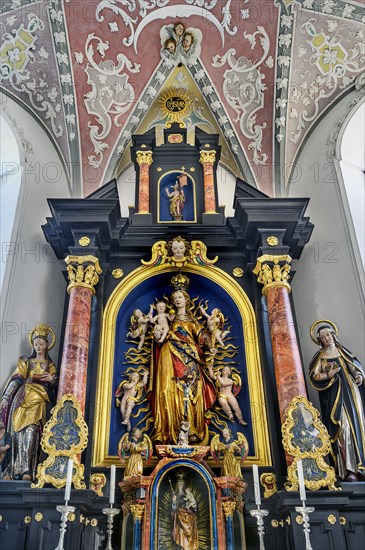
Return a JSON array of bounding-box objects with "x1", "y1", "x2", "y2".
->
[
  {"x1": 93, "y1": 263, "x2": 271, "y2": 467},
  {"x1": 158, "y1": 170, "x2": 196, "y2": 223},
  {"x1": 150, "y1": 461, "x2": 218, "y2": 550}
]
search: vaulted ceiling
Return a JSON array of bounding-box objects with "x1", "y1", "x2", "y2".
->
[{"x1": 1, "y1": 0, "x2": 364, "y2": 197}]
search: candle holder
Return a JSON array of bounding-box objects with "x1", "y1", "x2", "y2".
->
[
  {"x1": 295, "y1": 502, "x2": 315, "y2": 550},
  {"x1": 249, "y1": 505, "x2": 269, "y2": 550},
  {"x1": 54, "y1": 503, "x2": 76, "y2": 550},
  {"x1": 102, "y1": 505, "x2": 120, "y2": 550}
]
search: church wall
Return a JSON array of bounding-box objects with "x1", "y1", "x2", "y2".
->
[
  {"x1": 0, "y1": 93, "x2": 71, "y2": 388},
  {"x1": 288, "y1": 89, "x2": 365, "y2": 406}
]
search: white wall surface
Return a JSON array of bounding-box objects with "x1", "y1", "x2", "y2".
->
[
  {"x1": 288, "y1": 90, "x2": 365, "y2": 405},
  {"x1": 0, "y1": 93, "x2": 71, "y2": 389}
]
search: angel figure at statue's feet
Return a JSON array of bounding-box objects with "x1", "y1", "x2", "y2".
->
[{"x1": 208, "y1": 365, "x2": 247, "y2": 425}]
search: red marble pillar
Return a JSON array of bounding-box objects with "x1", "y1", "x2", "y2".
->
[
  {"x1": 136, "y1": 151, "x2": 153, "y2": 214},
  {"x1": 265, "y1": 284, "x2": 307, "y2": 423},
  {"x1": 200, "y1": 150, "x2": 217, "y2": 213},
  {"x1": 57, "y1": 255, "x2": 102, "y2": 414},
  {"x1": 253, "y1": 255, "x2": 307, "y2": 425}
]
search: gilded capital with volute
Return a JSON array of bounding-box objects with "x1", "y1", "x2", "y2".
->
[
  {"x1": 253, "y1": 254, "x2": 292, "y2": 295},
  {"x1": 222, "y1": 500, "x2": 236, "y2": 519},
  {"x1": 130, "y1": 503, "x2": 145, "y2": 522},
  {"x1": 136, "y1": 150, "x2": 153, "y2": 166},
  {"x1": 199, "y1": 150, "x2": 216, "y2": 164},
  {"x1": 65, "y1": 255, "x2": 102, "y2": 294}
]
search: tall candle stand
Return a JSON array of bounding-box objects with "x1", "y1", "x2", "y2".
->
[
  {"x1": 54, "y1": 502, "x2": 76, "y2": 550},
  {"x1": 102, "y1": 505, "x2": 120, "y2": 550},
  {"x1": 295, "y1": 502, "x2": 315, "y2": 550},
  {"x1": 249, "y1": 506, "x2": 269, "y2": 550}
]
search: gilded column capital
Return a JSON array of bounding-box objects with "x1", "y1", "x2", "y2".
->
[
  {"x1": 136, "y1": 150, "x2": 153, "y2": 166},
  {"x1": 65, "y1": 255, "x2": 102, "y2": 295},
  {"x1": 222, "y1": 500, "x2": 236, "y2": 519},
  {"x1": 199, "y1": 150, "x2": 216, "y2": 164},
  {"x1": 252, "y1": 254, "x2": 292, "y2": 295},
  {"x1": 130, "y1": 503, "x2": 145, "y2": 522}
]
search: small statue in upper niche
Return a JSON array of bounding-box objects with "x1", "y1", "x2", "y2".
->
[
  {"x1": 115, "y1": 370, "x2": 149, "y2": 431},
  {"x1": 126, "y1": 308, "x2": 150, "y2": 350},
  {"x1": 211, "y1": 429, "x2": 248, "y2": 478},
  {"x1": 166, "y1": 181, "x2": 185, "y2": 219},
  {"x1": 199, "y1": 306, "x2": 230, "y2": 349},
  {"x1": 208, "y1": 365, "x2": 247, "y2": 425},
  {"x1": 149, "y1": 301, "x2": 175, "y2": 344}
]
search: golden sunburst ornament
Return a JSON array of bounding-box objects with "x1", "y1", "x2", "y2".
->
[{"x1": 160, "y1": 88, "x2": 193, "y2": 128}]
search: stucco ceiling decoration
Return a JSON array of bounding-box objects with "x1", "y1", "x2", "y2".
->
[
  {"x1": 273, "y1": 0, "x2": 365, "y2": 190},
  {"x1": 0, "y1": 0, "x2": 81, "y2": 192}
]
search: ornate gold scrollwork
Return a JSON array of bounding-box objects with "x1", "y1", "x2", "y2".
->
[
  {"x1": 253, "y1": 254, "x2": 292, "y2": 295},
  {"x1": 32, "y1": 394, "x2": 88, "y2": 490},
  {"x1": 282, "y1": 396, "x2": 338, "y2": 492},
  {"x1": 260, "y1": 472, "x2": 277, "y2": 498},
  {"x1": 112, "y1": 268, "x2": 124, "y2": 280},
  {"x1": 136, "y1": 151, "x2": 153, "y2": 166},
  {"x1": 65, "y1": 255, "x2": 102, "y2": 294},
  {"x1": 130, "y1": 504, "x2": 144, "y2": 522},
  {"x1": 79, "y1": 236, "x2": 90, "y2": 247},
  {"x1": 199, "y1": 150, "x2": 216, "y2": 164},
  {"x1": 232, "y1": 267, "x2": 244, "y2": 278},
  {"x1": 141, "y1": 238, "x2": 217, "y2": 268},
  {"x1": 222, "y1": 501, "x2": 236, "y2": 519}
]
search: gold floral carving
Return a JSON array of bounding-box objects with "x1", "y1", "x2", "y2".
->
[
  {"x1": 130, "y1": 504, "x2": 144, "y2": 522},
  {"x1": 35, "y1": 512, "x2": 43, "y2": 522},
  {"x1": 91, "y1": 518, "x2": 98, "y2": 527},
  {"x1": 65, "y1": 255, "x2": 102, "y2": 294},
  {"x1": 295, "y1": 515, "x2": 303, "y2": 525},
  {"x1": 136, "y1": 150, "x2": 153, "y2": 166},
  {"x1": 271, "y1": 519, "x2": 284, "y2": 528},
  {"x1": 266, "y1": 236, "x2": 279, "y2": 247},
  {"x1": 253, "y1": 254, "x2": 292, "y2": 295},
  {"x1": 282, "y1": 396, "x2": 338, "y2": 492},
  {"x1": 199, "y1": 150, "x2": 216, "y2": 164},
  {"x1": 90, "y1": 473, "x2": 107, "y2": 497},
  {"x1": 222, "y1": 501, "x2": 236, "y2": 519},
  {"x1": 328, "y1": 514, "x2": 337, "y2": 525},
  {"x1": 112, "y1": 269, "x2": 124, "y2": 280},
  {"x1": 79, "y1": 236, "x2": 90, "y2": 247},
  {"x1": 260, "y1": 472, "x2": 277, "y2": 498},
  {"x1": 68, "y1": 512, "x2": 76, "y2": 522},
  {"x1": 32, "y1": 394, "x2": 88, "y2": 490},
  {"x1": 340, "y1": 517, "x2": 346, "y2": 525},
  {"x1": 24, "y1": 516, "x2": 32, "y2": 524},
  {"x1": 141, "y1": 239, "x2": 217, "y2": 268},
  {"x1": 0, "y1": 515, "x2": 2, "y2": 522},
  {"x1": 233, "y1": 267, "x2": 244, "y2": 278}
]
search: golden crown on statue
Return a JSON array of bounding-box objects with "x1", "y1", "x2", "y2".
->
[
  {"x1": 29, "y1": 323, "x2": 56, "y2": 350},
  {"x1": 171, "y1": 273, "x2": 190, "y2": 292}
]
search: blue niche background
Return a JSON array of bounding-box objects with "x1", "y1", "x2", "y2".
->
[
  {"x1": 158, "y1": 171, "x2": 195, "y2": 222},
  {"x1": 109, "y1": 272, "x2": 254, "y2": 455}
]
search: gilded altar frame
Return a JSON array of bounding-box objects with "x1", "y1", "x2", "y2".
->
[{"x1": 92, "y1": 262, "x2": 271, "y2": 468}]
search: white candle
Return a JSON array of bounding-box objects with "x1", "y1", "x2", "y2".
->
[
  {"x1": 64, "y1": 458, "x2": 73, "y2": 502},
  {"x1": 297, "y1": 459, "x2": 306, "y2": 502},
  {"x1": 253, "y1": 464, "x2": 261, "y2": 506},
  {"x1": 109, "y1": 464, "x2": 116, "y2": 505}
]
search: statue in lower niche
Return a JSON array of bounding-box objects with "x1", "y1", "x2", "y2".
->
[
  {"x1": 309, "y1": 321, "x2": 365, "y2": 482},
  {"x1": 0, "y1": 324, "x2": 57, "y2": 481}
]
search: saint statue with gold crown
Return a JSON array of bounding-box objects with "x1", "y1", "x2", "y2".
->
[{"x1": 0, "y1": 324, "x2": 57, "y2": 481}]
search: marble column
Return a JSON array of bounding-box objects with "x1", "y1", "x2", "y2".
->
[
  {"x1": 253, "y1": 255, "x2": 307, "y2": 425},
  {"x1": 130, "y1": 503, "x2": 144, "y2": 550},
  {"x1": 57, "y1": 255, "x2": 102, "y2": 414},
  {"x1": 136, "y1": 150, "x2": 153, "y2": 214},
  {"x1": 222, "y1": 501, "x2": 236, "y2": 550},
  {"x1": 199, "y1": 150, "x2": 217, "y2": 213}
]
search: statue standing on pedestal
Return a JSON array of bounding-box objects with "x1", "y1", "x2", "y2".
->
[
  {"x1": 0, "y1": 324, "x2": 57, "y2": 481},
  {"x1": 309, "y1": 321, "x2": 365, "y2": 482}
]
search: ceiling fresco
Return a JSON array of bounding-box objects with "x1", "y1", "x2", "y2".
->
[{"x1": 0, "y1": 0, "x2": 364, "y2": 197}]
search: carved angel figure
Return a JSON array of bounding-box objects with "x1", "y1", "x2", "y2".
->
[
  {"x1": 200, "y1": 306, "x2": 230, "y2": 349},
  {"x1": 115, "y1": 370, "x2": 148, "y2": 431},
  {"x1": 208, "y1": 365, "x2": 246, "y2": 425},
  {"x1": 211, "y1": 429, "x2": 248, "y2": 478},
  {"x1": 126, "y1": 308, "x2": 150, "y2": 350},
  {"x1": 149, "y1": 301, "x2": 175, "y2": 343},
  {"x1": 118, "y1": 428, "x2": 152, "y2": 479}
]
